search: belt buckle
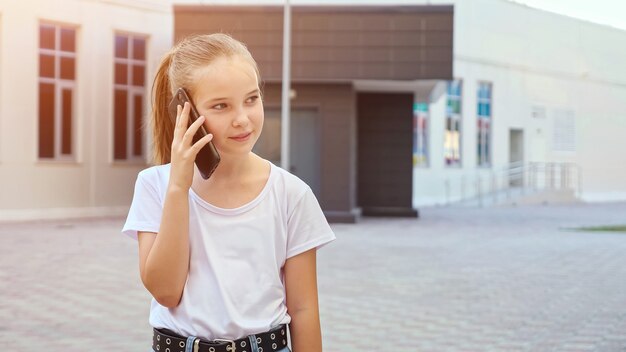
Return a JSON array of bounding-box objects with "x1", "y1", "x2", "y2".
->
[
  {"x1": 214, "y1": 339, "x2": 236, "y2": 352},
  {"x1": 193, "y1": 338, "x2": 201, "y2": 352}
]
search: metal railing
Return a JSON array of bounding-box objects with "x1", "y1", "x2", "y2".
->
[{"x1": 444, "y1": 161, "x2": 582, "y2": 206}]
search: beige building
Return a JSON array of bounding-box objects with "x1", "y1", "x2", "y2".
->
[
  {"x1": 0, "y1": 0, "x2": 172, "y2": 221},
  {"x1": 1, "y1": 0, "x2": 455, "y2": 222}
]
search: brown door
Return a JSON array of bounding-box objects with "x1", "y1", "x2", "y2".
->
[{"x1": 357, "y1": 93, "x2": 418, "y2": 217}]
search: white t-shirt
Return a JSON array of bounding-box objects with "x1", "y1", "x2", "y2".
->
[{"x1": 121, "y1": 161, "x2": 335, "y2": 340}]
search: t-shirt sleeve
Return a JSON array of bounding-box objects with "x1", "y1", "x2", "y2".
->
[
  {"x1": 121, "y1": 171, "x2": 163, "y2": 240},
  {"x1": 286, "y1": 187, "x2": 336, "y2": 259}
]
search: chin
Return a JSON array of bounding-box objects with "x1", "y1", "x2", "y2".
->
[{"x1": 219, "y1": 145, "x2": 255, "y2": 157}]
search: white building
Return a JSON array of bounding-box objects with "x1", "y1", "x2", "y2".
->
[
  {"x1": 1, "y1": 0, "x2": 625, "y2": 221},
  {"x1": 408, "y1": 0, "x2": 626, "y2": 206}
]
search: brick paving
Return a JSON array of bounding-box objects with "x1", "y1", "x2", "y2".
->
[{"x1": 1, "y1": 202, "x2": 626, "y2": 351}]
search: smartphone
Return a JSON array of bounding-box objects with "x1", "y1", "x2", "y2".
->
[{"x1": 168, "y1": 87, "x2": 220, "y2": 180}]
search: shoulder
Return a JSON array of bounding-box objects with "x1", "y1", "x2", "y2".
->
[
  {"x1": 138, "y1": 163, "x2": 170, "y2": 182},
  {"x1": 268, "y1": 162, "x2": 320, "y2": 218},
  {"x1": 270, "y1": 162, "x2": 310, "y2": 200},
  {"x1": 136, "y1": 163, "x2": 171, "y2": 193}
]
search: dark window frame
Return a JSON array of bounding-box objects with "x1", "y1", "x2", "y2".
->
[
  {"x1": 113, "y1": 32, "x2": 148, "y2": 162},
  {"x1": 38, "y1": 22, "x2": 77, "y2": 161}
]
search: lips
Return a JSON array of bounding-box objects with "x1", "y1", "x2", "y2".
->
[{"x1": 229, "y1": 132, "x2": 252, "y2": 142}]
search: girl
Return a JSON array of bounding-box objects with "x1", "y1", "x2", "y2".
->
[{"x1": 122, "y1": 33, "x2": 335, "y2": 352}]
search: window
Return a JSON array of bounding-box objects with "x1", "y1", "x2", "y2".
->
[
  {"x1": 445, "y1": 80, "x2": 462, "y2": 166},
  {"x1": 477, "y1": 82, "x2": 492, "y2": 167},
  {"x1": 38, "y1": 23, "x2": 76, "y2": 159},
  {"x1": 413, "y1": 102, "x2": 428, "y2": 167},
  {"x1": 113, "y1": 33, "x2": 146, "y2": 160}
]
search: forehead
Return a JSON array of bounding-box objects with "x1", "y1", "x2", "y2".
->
[{"x1": 190, "y1": 56, "x2": 258, "y2": 98}]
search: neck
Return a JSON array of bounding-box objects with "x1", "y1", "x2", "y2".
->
[{"x1": 195, "y1": 152, "x2": 256, "y2": 183}]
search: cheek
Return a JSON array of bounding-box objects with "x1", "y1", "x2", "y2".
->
[
  {"x1": 203, "y1": 119, "x2": 222, "y2": 138},
  {"x1": 202, "y1": 120, "x2": 212, "y2": 133},
  {"x1": 253, "y1": 107, "x2": 264, "y2": 129}
]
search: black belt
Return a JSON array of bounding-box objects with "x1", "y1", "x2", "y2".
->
[{"x1": 153, "y1": 324, "x2": 288, "y2": 352}]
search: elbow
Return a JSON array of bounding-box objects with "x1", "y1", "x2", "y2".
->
[
  {"x1": 154, "y1": 293, "x2": 182, "y2": 308},
  {"x1": 148, "y1": 284, "x2": 182, "y2": 308},
  {"x1": 141, "y1": 273, "x2": 183, "y2": 308}
]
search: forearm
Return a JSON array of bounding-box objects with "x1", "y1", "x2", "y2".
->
[
  {"x1": 143, "y1": 184, "x2": 191, "y2": 306},
  {"x1": 289, "y1": 308, "x2": 322, "y2": 352}
]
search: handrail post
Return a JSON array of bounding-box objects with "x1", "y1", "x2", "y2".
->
[
  {"x1": 546, "y1": 163, "x2": 551, "y2": 189},
  {"x1": 531, "y1": 162, "x2": 537, "y2": 190},
  {"x1": 491, "y1": 172, "x2": 497, "y2": 204},
  {"x1": 505, "y1": 172, "x2": 511, "y2": 199},
  {"x1": 521, "y1": 162, "x2": 526, "y2": 195},
  {"x1": 477, "y1": 176, "x2": 483, "y2": 207},
  {"x1": 461, "y1": 175, "x2": 466, "y2": 202},
  {"x1": 578, "y1": 165, "x2": 583, "y2": 198}
]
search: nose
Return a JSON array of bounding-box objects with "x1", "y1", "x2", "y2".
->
[{"x1": 232, "y1": 107, "x2": 249, "y2": 127}]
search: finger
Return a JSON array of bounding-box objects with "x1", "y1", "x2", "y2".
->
[
  {"x1": 190, "y1": 133, "x2": 214, "y2": 155},
  {"x1": 173, "y1": 103, "x2": 190, "y2": 141},
  {"x1": 182, "y1": 115, "x2": 206, "y2": 144},
  {"x1": 179, "y1": 102, "x2": 191, "y2": 128},
  {"x1": 173, "y1": 104, "x2": 182, "y2": 133}
]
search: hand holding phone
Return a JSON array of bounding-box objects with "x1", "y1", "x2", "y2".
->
[{"x1": 168, "y1": 88, "x2": 220, "y2": 180}]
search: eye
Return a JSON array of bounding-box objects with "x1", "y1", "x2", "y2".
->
[
  {"x1": 246, "y1": 95, "x2": 259, "y2": 104},
  {"x1": 212, "y1": 103, "x2": 227, "y2": 110}
]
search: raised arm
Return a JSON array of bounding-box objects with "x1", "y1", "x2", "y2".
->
[{"x1": 137, "y1": 102, "x2": 213, "y2": 308}]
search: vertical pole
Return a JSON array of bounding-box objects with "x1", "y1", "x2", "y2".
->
[
  {"x1": 506, "y1": 173, "x2": 511, "y2": 199},
  {"x1": 461, "y1": 175, "x2": 465, "y2": 202},
  {"x1": 477, "y1": 177, "x2": 483, "y2": 208},
  {"x1": 281, "y1": 0, "x2": 292, "y2": 170},
  {"x1": 491, "y1": 172, "x2": 496, "y2": 203}
]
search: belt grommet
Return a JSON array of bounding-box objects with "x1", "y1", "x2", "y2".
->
[
  {"x1": 179, "y1": 341, "x2": 185, "y2": 348},
  {"x1": 166, "y1": 338, "x2": 171, "y2": 345},
  {"x1": 257, "y1": 337, "x2": 262, "y2": 343},
  {"x1": 259, "y1": 348, "x2": 263, "y2": 352},
  {"x1": 209, "y1": 348, "x2": 215, "y2": 352},
  {"x1": 272, "y1": 343, "x2": 277, "y2": 349},
  {"x1": 270, "y1": 333, "x2": 275, "y2": 340},
  {"x1": 241, "y1": 341, "x2": 247, "y2": 347}
]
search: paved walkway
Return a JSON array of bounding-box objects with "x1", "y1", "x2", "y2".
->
[{"x1": 1, "y1": 202, "x2": 626, "y2": 351}]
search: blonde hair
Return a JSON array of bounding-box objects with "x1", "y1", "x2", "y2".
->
[{"x1": 149, "y1": 33, "x2": 261, "y2": 165}]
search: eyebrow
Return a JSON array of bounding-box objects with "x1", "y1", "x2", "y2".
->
[{"x1": 205, "y1": 89, "x2": 259, "y2": 103}]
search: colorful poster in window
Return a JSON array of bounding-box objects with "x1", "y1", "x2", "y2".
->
[
  {"x1": 413, "y1": 102, "x2": 428, "y2": 167},
  {"x1": 445, "y1": 80, "x2": 462, "y2": 166},
  {"x1": 477, "y1": 82, "x2": 492, "y2": 166}
]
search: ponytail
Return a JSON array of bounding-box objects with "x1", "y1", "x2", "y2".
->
[{"x1": 149, "y1": 51, "x2": 175, "y2": 165}]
